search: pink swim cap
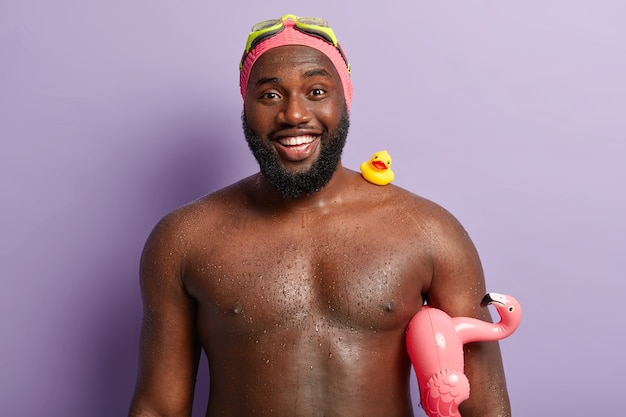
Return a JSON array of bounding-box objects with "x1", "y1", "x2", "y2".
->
[{"x1": 239, "y1": 19, "x2": 353, "y2": 110}]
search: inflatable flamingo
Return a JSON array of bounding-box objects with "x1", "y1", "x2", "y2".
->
[{"x1": 406, "y1": 292, "x2": 522, "y2": 417}]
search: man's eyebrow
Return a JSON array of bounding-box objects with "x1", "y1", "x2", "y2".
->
[
  {"x1": 303, "y1": 68, "x2": 332, "y2": 79},
  {"x1": 254, "y1": 77, "x2": 281, "y2": 87},
  {"x1": 253, "y1": 69, "x2": 331, "y2": 87}
]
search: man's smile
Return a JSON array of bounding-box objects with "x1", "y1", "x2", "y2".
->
[{"x1": 274, "y1": 134, "x2": 321, "y2": 162}]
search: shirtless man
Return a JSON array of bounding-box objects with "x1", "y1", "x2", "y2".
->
[{"x1": 129, "y1": 14, "x2": 511, "y2": 417}]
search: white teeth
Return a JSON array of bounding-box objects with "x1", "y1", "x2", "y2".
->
[{"x1": 278, "y1": 135, "x2": 316, "y2": 146}]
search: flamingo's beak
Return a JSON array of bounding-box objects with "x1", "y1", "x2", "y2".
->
[{"x1": 480, "y1": 292, "x2": 507, "y2": 307}]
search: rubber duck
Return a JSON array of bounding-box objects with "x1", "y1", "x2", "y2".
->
[{"x1": 360, "y1": 150, "x2": 394, "y2": 185}]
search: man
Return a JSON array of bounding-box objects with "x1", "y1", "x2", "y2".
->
[{"x1": 129, "y1": 14, "x2": 511, "y2": 417}]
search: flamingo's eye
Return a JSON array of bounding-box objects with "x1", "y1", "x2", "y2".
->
[{"x1": 508, "y1": 306, "x2": 515, "y2": 312}]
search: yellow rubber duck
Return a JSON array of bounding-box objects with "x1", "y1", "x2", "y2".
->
[{"x1": 360, "y1": 150, "x2": 394, "y2": 185}]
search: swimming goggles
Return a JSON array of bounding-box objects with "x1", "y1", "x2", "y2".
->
[{"x1": 240, "y1": 14, "x2": 350, "y2": 72}]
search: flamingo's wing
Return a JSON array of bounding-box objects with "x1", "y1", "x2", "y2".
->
[{"x1": 421, "y1": 369, "x2": 470, "y2": 417}]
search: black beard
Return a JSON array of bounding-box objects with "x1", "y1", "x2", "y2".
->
[{"x1": 242, "y1": 108, "x2": 350, "y2": 199}]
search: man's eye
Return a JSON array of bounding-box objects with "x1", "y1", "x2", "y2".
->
[{"x1": 311, "y1": 88, "x2": 325, "y2": 97}]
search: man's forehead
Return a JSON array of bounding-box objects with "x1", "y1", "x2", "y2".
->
[
  {"x1": 253, "y1": 45, "x2": 336, "y2": 71},
  {"x1": 247, "y1": 46, "x2": 341, "y2": 89}
]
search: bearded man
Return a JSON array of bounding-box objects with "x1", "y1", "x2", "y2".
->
[{"x1": 129, "y1": 14, "x2": 511, "y2": 417}]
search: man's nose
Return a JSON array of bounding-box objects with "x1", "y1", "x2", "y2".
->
[{"x1": 277, "y1": 95, "x2": 312, "y2": 125}]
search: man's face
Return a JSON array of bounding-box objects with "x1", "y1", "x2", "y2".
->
[{"x1": 243, "y1": 45, "x2": 349, "y2": 199}]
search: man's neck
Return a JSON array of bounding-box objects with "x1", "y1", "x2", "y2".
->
[{"x1": 254, "y1": 165, "x2": 351, "y2": 213}]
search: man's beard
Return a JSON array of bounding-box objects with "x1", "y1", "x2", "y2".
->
[{"x1": 242, "y1": 108, "x2": 350, "y2": 199}]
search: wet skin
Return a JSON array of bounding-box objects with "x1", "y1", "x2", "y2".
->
[{"x1": 129, "y1": 46, "x2": 511, "y2": 417}]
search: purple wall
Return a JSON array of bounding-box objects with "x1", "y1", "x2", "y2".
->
[{"x1": 1, "y1": 2, "x2": 624, "y2": 416}]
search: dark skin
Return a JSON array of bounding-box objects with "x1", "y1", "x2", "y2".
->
[{"x1": 129, "y1": 46, "x2": 511, "y2": 417}]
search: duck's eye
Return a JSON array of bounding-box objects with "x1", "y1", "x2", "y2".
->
[{"x1": 374, "y1": 155, "x2": 379, "y2": 159}]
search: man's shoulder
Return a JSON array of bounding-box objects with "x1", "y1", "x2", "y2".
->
[
  {"x1": 364, "y1": 182, "x2": 444, "y2": 213},
  {"x1": 186, "y1": 179, "x2": 249, "y2": 210},
  {"x1": 151, "y1": 175, "x2": 259, "y2": 236},
  {"x1": 369, "y1": 183, "x2": 464, "y2": 230}
]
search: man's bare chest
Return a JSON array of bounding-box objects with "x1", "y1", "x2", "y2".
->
[{"x1": 184, "y1": 213, "x2": 430, "y2": 334}]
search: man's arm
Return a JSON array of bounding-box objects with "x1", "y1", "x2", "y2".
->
[
  {"x1": 426, "y1": 208, "x2": 511, "y2": 417},
  {"x1": 129, "y1": 213, "x2": 201, "y2": 417}
]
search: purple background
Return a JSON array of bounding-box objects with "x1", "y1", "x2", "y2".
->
[{"x1": 1, "y1": 1, "x2": 624, "y2": 416}]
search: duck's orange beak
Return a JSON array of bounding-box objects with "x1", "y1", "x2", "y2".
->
[{"x1": 372, "y1": 160, "x2": 388, "y2": 170}]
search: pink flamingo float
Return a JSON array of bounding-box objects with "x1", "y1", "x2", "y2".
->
[{"x1": 406, "y1": 292, "x2": 522, "y2": 417}]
